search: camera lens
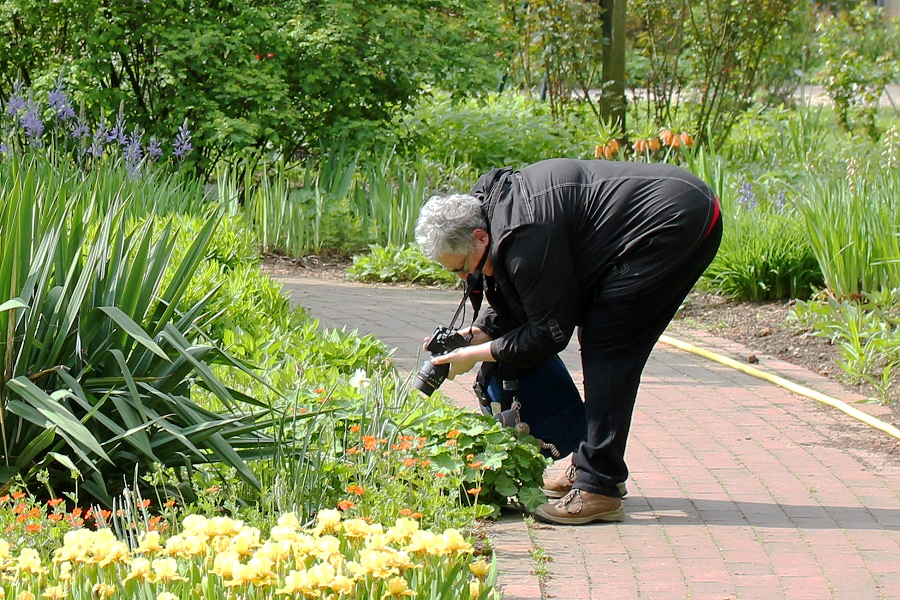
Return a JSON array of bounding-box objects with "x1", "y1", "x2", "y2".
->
[{"x1": 412, "y1": 358, "x2": 449, "y2": 397}]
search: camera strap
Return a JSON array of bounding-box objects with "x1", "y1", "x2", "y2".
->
[{"x1": 447, "y1": 243, "x2": 490, "y2": 334}]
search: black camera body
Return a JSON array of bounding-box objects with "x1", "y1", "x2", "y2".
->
[{"x1": 413, "y1": 326, "x2": 470, "y2": 396}]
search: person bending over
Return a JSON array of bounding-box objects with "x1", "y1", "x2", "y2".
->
[{"x1": 414, "y1": 158, "x2": 722, "y2": 525}]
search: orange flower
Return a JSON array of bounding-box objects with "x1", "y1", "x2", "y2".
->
[
  {"x1": 447, "y1": 430, "x2": 460, "y2": 439},
  {"x1": 346, "y1": 485, "x2": 366, "y2": 496},
  {"x1": 445, "y1": 439, "x2": 457, "y2": 446},
  {"x1": 12, "y1": 491, "x2": 26, "y2": 500},
  {"x1": 362, "y1": 436, "x2": 378, "y2": 451},
  {"x1": 164, "y1": 499, "x2": 177, "y2": 508},
  {"x1": 659, "y1": 129, "x2": 675, "y2": 146},
  {"x1": 349, "y1": 425, "x2": 361, "y2": 433},
  {"x1": 337, "y1": 500, "x2": 356, "y2": 511},
  {"x1": 47, "y1": 498, "x2": 64, "y2": 507},
  {"x1": 139, "y1": 499, "x2": 151, "y2": 508},
  {"x1": 48, "y1": 514, "x2": 63, "y2": 522},
  {"x1": 467, "y1": 487, "x2": 482, "y2": 495},
  {"x1": 346, "y1": 446, "x2": 361, "y2": 455},
  {"x1": 24, "y1": 523, "x2": 41, "y2": 533},
  {"x1": 420, "y1": 460, "x2": 432, "y2": 468},
  {"x1": 314, "y1": 387, "x2": 326, "y2": 394},
  {"x1": 13, "y1": 503, "x2": 25, "y2": 515},
  {"x1": 467, "y1": 462, "x2": 483, "y2": 470},
  {"x1": 206, "y1": 486, "x2": 221, "y2": 493},
  {"x1": 466, "y1": 454, "x2": 475, "y2": 460},
  {"x1": 403, "y1": 458, "x2": 417, "y2": 467},
  {"x1": 0, "y1": 494, "x2": 8, "y2": 503},
  {"x1": 148, "y1": 515, "x2": 164, "y2": 531},
  {"x1": 435, "y1": 473, "x2": 446, "y2": 479}
]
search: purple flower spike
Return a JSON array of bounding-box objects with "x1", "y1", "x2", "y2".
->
[
  {"x1": 147, "y1": 136, "x2": 163, "y2": 161},
  {"x1": 106, "y1": 112, "x2": 127, "y2": 146},
  {"x1": 48, "y1": 87, "x2": 76, "y2": 121},
  {"x1": 173, "y1": 121, "x2": 192, "y2": 161},
  {"x1": 124, "y1": 127, "x2": 144, "y2": 178},
  {"x1": 22, "y1": 100, "x2": 45, "y2": 143},
  {"x1": 738, "y1": 182, "x2": 757, "y2": 210},
  {"x1": 6, "y1": 81, "x2": 26, "y2": 117},
  {"x1": 71, "y1": 120, "x2": 90, "y2": 140}
]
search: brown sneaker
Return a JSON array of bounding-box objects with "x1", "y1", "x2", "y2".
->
[
  {"x1": 534, "y1": 489, "x2": 625, "y2": 525},
  {"x1": 541, "y1": 464, "x2": 577, "y2": 499},
  {"x1": 541, "y1": 465, "x2": 628, "y2": 499}
]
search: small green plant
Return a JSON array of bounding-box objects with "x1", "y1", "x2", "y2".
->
[
  {"x1": 524, "y1": 516, "x2": 552, "y2": 583},
  {"x1": 790, "y1": 290, "x2": 900, "y2": 405},
  {"x1": 406, "y1": 404, "x2": 551, "y2": 516},
  {"x1": 703, "y1": 185, "x2": 822, "y2": 300},
  {"x1": 346, "y1": 244, "x2": 461, "y2": 287}
]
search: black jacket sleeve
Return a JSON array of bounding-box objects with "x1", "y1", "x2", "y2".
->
[{"x1": 488, "y1": 222, "x2": 581, "y2": 368}]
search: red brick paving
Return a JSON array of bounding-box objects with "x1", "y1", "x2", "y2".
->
[{"x1": 282, "y1": 278, "x2": 900, "y2": 600}]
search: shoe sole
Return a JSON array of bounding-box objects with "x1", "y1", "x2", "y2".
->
[
  {"x1": 540, "y1": 482, "x2": 628, "y2": 500},
  {"x1": 533, "y1": 505, "x2": 625, "y2": 525}
]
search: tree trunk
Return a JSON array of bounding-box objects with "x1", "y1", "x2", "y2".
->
[{"x1": 600, "y1": 0, "x2": 627, "y2": 130}]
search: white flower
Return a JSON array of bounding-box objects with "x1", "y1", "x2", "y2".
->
[{"x1": 350, "y1": 368, "x2": 371, "y2": 390}]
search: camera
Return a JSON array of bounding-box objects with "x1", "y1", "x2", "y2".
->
[{"x1": 413, "y1": 325, "x2": 470, "y2": 396}]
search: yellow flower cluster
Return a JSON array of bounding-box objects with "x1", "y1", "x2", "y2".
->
[{"x1": 0, "y1": 509, "x2": 492, "y2": 599}]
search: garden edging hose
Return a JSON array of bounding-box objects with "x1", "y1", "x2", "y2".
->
[{"x1": 658, "y1": 334, "x2": 900, "y2": 442}]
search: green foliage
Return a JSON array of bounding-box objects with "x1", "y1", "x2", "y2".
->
[
  {"x1": 346, "y1": 245, "x2": 461, "y2": 287},
  {"x1": 406, "y1": 400, "x2": 551, "y2": 515},
  {"x1": 703, "y1": 187, "x2": 822, "y2": 301},
  {"x1": 405, "y1": 92, "x2": 591, "y2": 172},
  {"x1": 628, "y1": 0, "x2": 814, "y2": 147},
  {"x1": 0, "y1": 0, "x2": 507, "y2": 169},
  {"x1": 791, "y1": 290, "x2": 900, "y2": 403},
  {"x1": 797, "y1": 159, "x2": 900, "y2": 299},
  {"x1": 814, "y1": 5, "x2": 900, "y2": 138},
  {"x1": 0, "y1": 155, "x2": 278, "y2": 505},
  {"x1": 498, "y1": 0, "x2": 607, "y2": 120}
]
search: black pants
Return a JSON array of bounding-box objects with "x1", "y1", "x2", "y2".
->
[{"x1": 571, "y1": 210, "x2": 723, "y2": 497}]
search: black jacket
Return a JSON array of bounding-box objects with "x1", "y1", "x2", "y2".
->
[{"x1": 470, "y1": 158, "x2": 718, "y2": 368}]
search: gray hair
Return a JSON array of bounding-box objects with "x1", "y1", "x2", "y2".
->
[{"x1": 415, "y1": 194, "x2": 487, "y2": 259}]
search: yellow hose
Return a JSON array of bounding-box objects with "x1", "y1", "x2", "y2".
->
[{"x1": 658, "y1": 334, "x2": 900, "y2": 441}]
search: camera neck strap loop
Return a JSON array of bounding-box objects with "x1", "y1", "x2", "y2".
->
[{"x1": 447, "y1": 240, "x2": 490, "y2": 337}]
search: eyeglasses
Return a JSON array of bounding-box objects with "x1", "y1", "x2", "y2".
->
[{"x1": 448, "y1": 252, "x2": 471, "y2": 274}]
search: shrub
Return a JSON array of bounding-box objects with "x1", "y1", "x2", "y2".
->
[
  {"x1": 0, "y1": 156, "x2": 279, "y2": 505},
  {"x1": 346, "y1": 245, "x2": 461, "y2": 287},
  {"x1": 703, "y1": 185, "x2": 822, "y2": 300}
]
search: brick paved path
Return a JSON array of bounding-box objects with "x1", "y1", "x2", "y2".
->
[{"x1": 281, "y1": 277, "x2": 900, "y2": 600}]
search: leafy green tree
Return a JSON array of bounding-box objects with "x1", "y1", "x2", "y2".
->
[
  {"x1": 815, "y1": 4, "x2": 900, "y2": 139},
  {"x1": 0, "y1": 0, "x2": 507, "y2": 172},
  {"x1": 629, "y1": 0, "x2": 814, "y2": 147},
  {"x1": 500, "y1": 0, "x2": 607, "y2": 119}
]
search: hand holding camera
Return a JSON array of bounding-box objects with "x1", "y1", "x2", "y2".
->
[{"x1": 412, "y1": 326, "x2": 471, "y2": 396}]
